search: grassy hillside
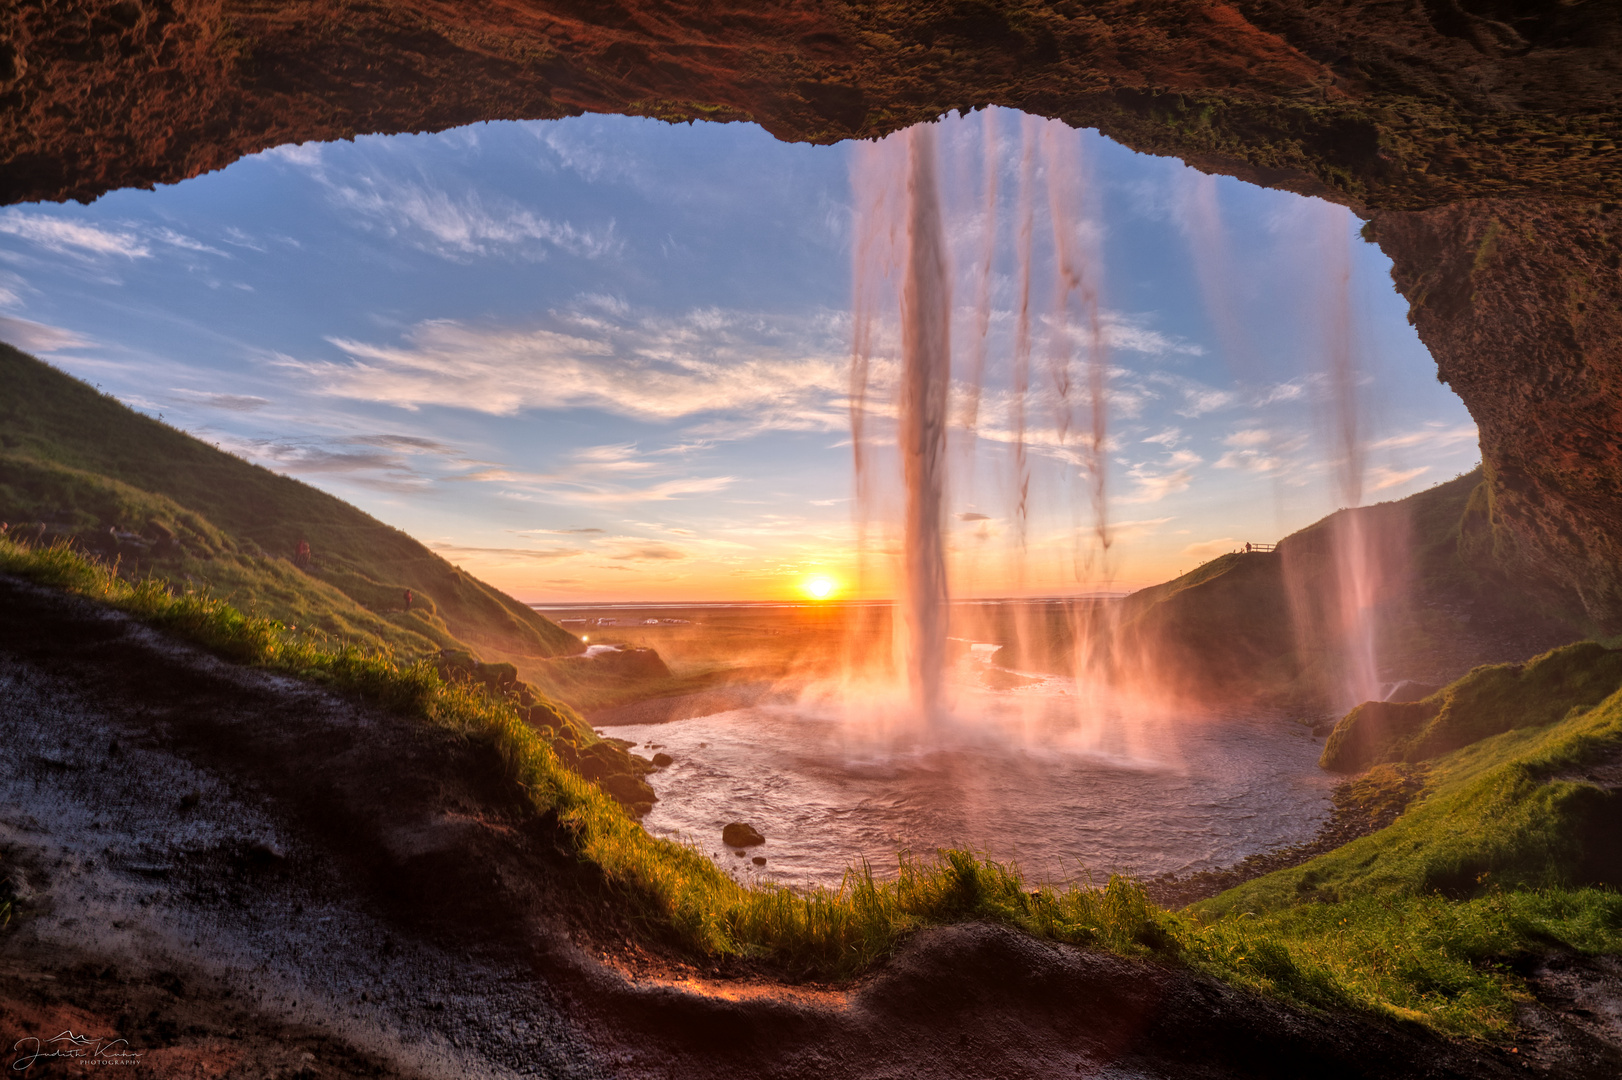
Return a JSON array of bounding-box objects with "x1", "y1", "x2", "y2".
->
[
  {"x1": 1000, "y1": 468, "x2": 1584, "y2": 707},
  {"x1": 1180, "y1": 642, "x2": 1622, "y2": 1035},
  {"x1": 8, "y1": 530, "x2": 1618, "y2": 1041},
  {"x1": 0, "y1": 345, "x2": 684, "y2": 813},
  {"x1": 0, "y1": 344, "x2": 579, "y2": 661}
]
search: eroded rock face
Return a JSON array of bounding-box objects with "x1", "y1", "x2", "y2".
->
[
  {"x1": 5, "y1": 1, "x2": 1619, "y2": 209},
  {"x1": 5, "y1": 1, "x2": 1622, "y2": 622},
  {"x1": 1375, "y1": 198, "x2": 1622, "y2": 626}
]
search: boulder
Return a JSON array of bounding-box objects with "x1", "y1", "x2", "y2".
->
[
  {"x1": 600, "y1": 773, "x2": 657, "y2": 813},
  {"x1": 721, "y1": 822, "x2": 765, "y2": 848},
  {"x1": 1320, "y1": 700, "x2": 1440, "y2": 773}
]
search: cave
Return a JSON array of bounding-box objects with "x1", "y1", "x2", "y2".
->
[
  {"x1": 5, "y1": 0, "x2": 1620, "y2": 625},
  {"x1": 5, "y1": 3, "x2": 1622, "y2": 1075}
]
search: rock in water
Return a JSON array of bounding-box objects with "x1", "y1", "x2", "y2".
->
[
  {"x1": 751, "y1": 856, "x2": 766, "y2": 867},
  {"x1": 721, "y1": 822, "x2": 764, "y2": 848}
]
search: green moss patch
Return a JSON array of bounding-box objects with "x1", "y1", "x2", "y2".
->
[{"x1": 1323, "y1": 641, "x2": 1622, "y2": 771}]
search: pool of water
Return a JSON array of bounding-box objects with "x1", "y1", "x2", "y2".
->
[{"x1": 600, "y1": 671, "x2": 1336, "y2": 890}]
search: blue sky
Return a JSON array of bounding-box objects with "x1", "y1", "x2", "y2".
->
[{"x1": 0, "y1": 110, "x2": 1479, "y2": 601}]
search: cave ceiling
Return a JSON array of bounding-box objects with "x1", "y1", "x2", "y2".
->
[
  {"x1": 3, "y1": 0, "x2": 1618, "y2": 209},
  {"x1": 5, "y1": 0, "x2": 1622, "y2": 623}
]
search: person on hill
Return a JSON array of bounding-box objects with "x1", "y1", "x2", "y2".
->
[
  {"x1": 404, "y1": 589, "x2": 413, "y2": 612},
  {"x1": 294, "y1": 538, "x2": 311, "y2": 568},
  {"x1": 1245, "y1": 542, "x2": 1252, "y2": 553}
]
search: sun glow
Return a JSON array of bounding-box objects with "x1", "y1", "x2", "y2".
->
[{"x1": 802, "y1": 575, "x2": 837, "y2": 601}]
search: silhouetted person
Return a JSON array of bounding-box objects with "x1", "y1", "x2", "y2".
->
[
  {"x1": 1245, "y1": 542, "x2": 1252, "y2": 553},
  {"x1": 295, "y1": 538, "x2": 311, "y2": 568},
  {"x1": 404, "y1": 589, "x2": 413, "y2": 611}
]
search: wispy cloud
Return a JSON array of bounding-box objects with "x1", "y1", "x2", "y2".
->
[
  {"x1": 555, "y1": 476, "x2": 737, "y2": 504},
  {"x1": 0, "y1": 316, "x2": 94, "y2": 354},
  {"x1": 1254, "y1": 379, "x2": 1308, "y2": 406},
  {"x1": 347, "y1": 433, "x2": 464, "y2": 454},
  {"x1": 1213, "y1": 430, "x2": 1308, "y2": 475},
  {"x1": 431, "y1": 544, "x2": 583, "y2": 563},
  {"x1": 1370, "y1": 423, "x2": 1478, "y2": 452},
  {"x1": 1098, "y1": 313, "x2": 1204, "y2": 358},
  {"x1": 606, "y1": 541, "x2": 688, "y2": 561},
  {"x1": 1147, "y1": 372, "x2": 1236, "y2": 418},
  {"x1": 1121, "y1": 449, "x2": 1201, "y2": 504},
  {"x1": 327, "y1": 177, "x2": 619, "y2": 262},
  {"x1": 572, "y1": 443, "x2": 658, "y2": 473},
  {"x1": 0, "y1": 272, "x2": 26, "y2": 308},
  {"x1": 213, "y1": 430, "x2": 487, "y2": 493},
  {"x1": 1112, "y1": 516, "x2": 1174, "y2": 541},
  {"x1": 1214, "y1": 449, "x2": 1282, "y2": 473},
  {"x1": 1223, "y1": 428, "x2": 1271, "y2": 448},
  {"x1": 169, "y1": 389, "x2": 271, "y2": 412},
  {"x1": 154, "y1": 227, "x2": 228, "y2": 257},
  {"x1": 476, "y1": 470, "x2": 737, "y2": 505},
  {"x1": 285, "y1": 308, "x2": 849, "y2": 431},
  {"x1": 0, "y1": 211, "x2": 150, "y2": 260},
  {"x1": 1182, "y1": 537, "x2": 1240, "y2": 560},
  {"x1": 1369, "y1": 465, "x2": 1429, "y2": 491}
]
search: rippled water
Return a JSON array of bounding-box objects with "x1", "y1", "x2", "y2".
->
[{"x1": 601, "y1": 672, "x2": 1336, "y2": 890}]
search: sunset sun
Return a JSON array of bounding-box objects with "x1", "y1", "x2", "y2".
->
[{"x1": 802, "y1": 575, "x2": 837, "y2": 601}]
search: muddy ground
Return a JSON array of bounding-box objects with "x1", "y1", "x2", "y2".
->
[{"x1": 2, "y1": 575, "x2": 1619, "y2": 1078}]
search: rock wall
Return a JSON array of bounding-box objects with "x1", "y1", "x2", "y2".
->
[
  {"x1": 1375, "y1": 197, "x2": 1622, "y2": 626},
  {"x1": 6, "y1": 2, "x2": 1619, "y2": 209},
  {"x1": 5, "y1": 0, "x2": 1621, "y2": 621}
]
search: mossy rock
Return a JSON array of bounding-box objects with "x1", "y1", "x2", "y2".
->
[{"x1": 1322, "y1": 641, "x2": 1622, "y2": 772}]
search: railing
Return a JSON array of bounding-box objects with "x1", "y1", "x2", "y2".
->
[{"x1": 1244, "y1": 542, "x2": 1277, "y2": 553}]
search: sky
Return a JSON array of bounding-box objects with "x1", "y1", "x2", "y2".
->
[{"x1": 0, "y1": 110, "x2": 1481, "y2": 603}]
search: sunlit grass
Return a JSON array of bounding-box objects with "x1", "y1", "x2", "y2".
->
[
  {"x1": 0, "y1": 535, "x2": 1182, "y2": 974},
  {"x1": 5, "y1": 533, "x2": 1621, "y2": 1040}
]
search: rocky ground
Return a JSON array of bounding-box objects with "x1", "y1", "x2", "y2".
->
[{"x1": 2, "y1": 574, "x2": 1618, "y2": 1078}]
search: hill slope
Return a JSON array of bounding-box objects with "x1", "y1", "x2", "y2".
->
[
  {"x1": 1002, "y1": 469, "x2": 1583, "y2": 708},
  {"x1": 0, "y1": 344, "x2": 579, "y2": 661}
]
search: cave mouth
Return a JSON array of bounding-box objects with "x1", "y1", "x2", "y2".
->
[
  {"x1": 0, "y1": 107, "x2": 1493, "y2": 883},
  {"x1": 0, "y1": 108, "x2": 1479, "y2": 605}
]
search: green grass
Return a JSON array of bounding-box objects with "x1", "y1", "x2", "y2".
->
[
  {"x1": 0, "y1": 345, "x2": 579, "y2": 661},
  {"x1": 1187, "y1": 666, "x2": 1622, "y2": 1036},
  {"x1": 5, "y1": 534, "x2": 1619, "y2": 1040},
  {"x1": 1323, "y1": 641, "x2": 1622, "y2": 772},
  {"x1": 0, "y1": 535, "x2": 1186, "y2": 974}
]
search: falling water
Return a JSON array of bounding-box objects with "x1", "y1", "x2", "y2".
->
[
  {"x1": 849, "y1": 112, "x2": 1118, "y2": 719},
  {"x1": 1321, "y1": 206, "x2": 1383, "y2": 708},
  {"x1": 1270, "y1": 202, "x2": 1394, "y2": 710},
  {"x1": 897, "y1": 125, "x2": 953, "y2": 718},
  {"x1": 627, "y1": 113, "x2": 1398, "y2": 885},
  {"x1": 958, "y1": 108, "x2": 1000, "y2": 438},
  {"x1": 1010, "y1": 114, "x2": 1038, "y2": 549}
]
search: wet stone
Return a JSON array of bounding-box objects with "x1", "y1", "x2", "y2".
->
[{"x1": 721, "y1": 822, "x2": 764, "y2": 848}]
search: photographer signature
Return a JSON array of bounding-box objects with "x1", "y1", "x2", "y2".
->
[{"x1": 11, "y1": 1031, "x2": 142, "y2": 1070}]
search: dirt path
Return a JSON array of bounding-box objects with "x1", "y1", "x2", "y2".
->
[{"x1": 0, "y1": 575, "x2": 1599, "y2": 1078}]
